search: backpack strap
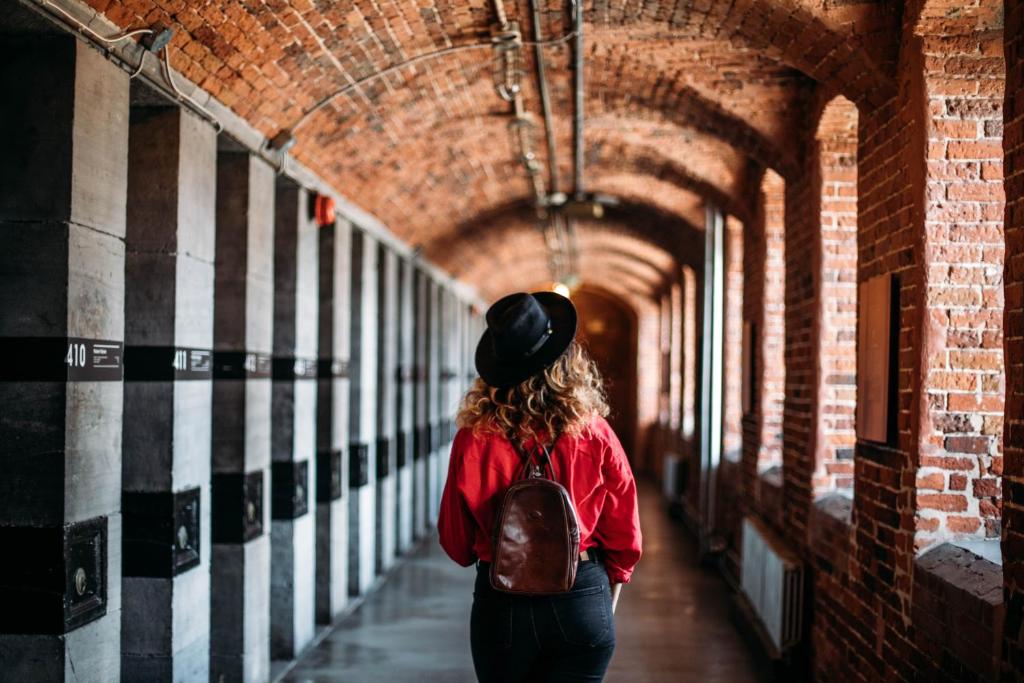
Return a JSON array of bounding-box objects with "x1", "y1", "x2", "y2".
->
[{"x1": 507, "y1": 426, "x2": 562, "y2": 481}]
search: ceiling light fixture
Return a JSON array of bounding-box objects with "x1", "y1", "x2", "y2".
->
[{"x1": 141, "y1": 24, "x2": 174, "y2": 53}]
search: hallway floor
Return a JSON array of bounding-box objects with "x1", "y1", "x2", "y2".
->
[{"x1": 284, "y1": 479, "x2": 758, "y2": 682}]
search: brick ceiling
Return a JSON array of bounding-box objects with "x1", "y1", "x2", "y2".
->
[{"x1": 84, "y1": 0, "x2": 899, "y2": 301}]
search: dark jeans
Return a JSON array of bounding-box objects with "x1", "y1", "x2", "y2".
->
[{"x1": 470, "y1": 556, "x2": 616, "y2": 682}]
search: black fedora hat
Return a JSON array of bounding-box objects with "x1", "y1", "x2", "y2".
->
[{"x1": 475, "y1": 291, "x2": 577, "y2": 389}]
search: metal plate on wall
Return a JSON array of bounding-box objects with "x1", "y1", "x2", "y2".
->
[
  {"x1": 376, "y1": 437, "x2": 391, "y2": 478},
  {"x1": 413, "y1": 425, "x2": 423, "y2": 462},
  {"x1": 272, "y1": 460, "x2": 309, "y2": 519},
  {"x1": 396, "y1": 431, "x2": 408, "y2": 469},
  {"x1": 349, "y1": 443, "x2": 369, "y2": 488},
  {"x1": 63, "y1": 517, "x2": 108, "y2": 631},
  {"x1": 316, "y1": 449, "x2": 343, "y2": 502},
  {"x1": 212, "y1": 471, "x2": 264, "y2": 543},
  {"x1": 123, "y1": 487, "x2": 201, "y2": 577},
  {"x1": 0, "y1": 516, "x2": 108, "y2": 634},
  {"x1": 315, "y1": 448, "x2": 344, "y2": 501}
]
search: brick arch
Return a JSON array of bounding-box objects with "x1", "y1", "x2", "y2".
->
[
  {"x1": 376, "y1": 127, "x2": 735, "y2": 247},
  {"x1": 458, "y1": 219, "x2": 679, "y2": 283},
  {"x1": 296, "y1": 43, "x2": 802, "y2": 236},
  {"x1": 586, "y1": 48, "x2": 800, "y2": 177},
  {"x1": 443, "y1": 208, "x2": 685, "y2": 301},
  {"x1": 79, "y1": 0, "x2": 898, "y2": 245},
  {"x1": 471, "y1": 248, "x2": 666, "y2": 302},
  {"x1": 297, "y1": 66, "x2": 776, "y2": 243},
  {"x1": 584, "y1": 135, "x2": 748, "y2": 221},
  {"x1": 586, "y1": 0, "x2": 896, "y2": 107},
  {"x1": 471, "y1": 245, "x2": 672, "y2": 303},
  {"x1": 287, "y1": 58, "x2": 755, "y2": 244},
  {"x1": 816, "y1": 94, "x2": 859, "y2": 144},
  {"x1": 427, "y1": 198, "x2": 703, "y2": 276}
]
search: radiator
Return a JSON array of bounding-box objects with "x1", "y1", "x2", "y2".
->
[{"x1": 740, "y1": 516, "x2": 803, "y2": 655}]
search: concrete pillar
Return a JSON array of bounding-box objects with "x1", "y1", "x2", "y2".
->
[
  {"x1": 314, "y1": 219, "x2": 351, "y2": 623},
  {"x1": 395, "y1": 257, "x2": 416, "y2": 553},
  {"x1": 348, "y1": 229, "x2": 378, "y2": 595},
  {"x1": 375, "y1": 246, "x2": 398, "y2": 572},
  {"x1": 439, "y1": 290, "x2": 457, "y2": 480},
  {"x1": 0, "y1": 37, "x2": 126, "y2": 682},
  {"x1": 210, "y1": 152, "x2": 274, "y2": 683},
  {"x1": 412, "y1": 267, "x2": 430, "y2": 538},
  {"x1": 456, "y1": 302, "x2": 467, "y2": 399},
  {"x1": 467, "y1": 305, "x2": 478, "y2": 389},
  {"x1": 427, "y1": 280, "x2": 443, "y2": 527},
  {"x1": 121, "y1": 105, "x2": 216, "y2": 681},
  {"x1": 428, "y1": 277, "x2": 438, "y2": 539},
  {"x1": 466, "y1": 307, "x2": 481, "y2": 391},
  {"x1": 269, "y1": 182, "x2": 317, "y2": 660}
]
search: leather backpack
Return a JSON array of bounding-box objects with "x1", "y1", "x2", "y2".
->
[{"x1": 489, "y1": 432, "x2": 581, "y2": 594}]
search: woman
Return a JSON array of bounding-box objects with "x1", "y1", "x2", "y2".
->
[{"x1": 438, "y1": 291, "x2": 642, "y2": 682}]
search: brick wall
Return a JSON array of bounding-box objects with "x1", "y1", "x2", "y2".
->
[
  {"x1": 783, "y1": 124, "x2": 820, "y2": 544},
  {"x1": 814, "y1": 96, "x2": 859, "y2": 496},
  {"x1": 724, "y1": 215, "x2": 744, "y2": 463},
  {"x1": 1003, "y1": 0, "x2": 1024, "y2": 676},
  {"x1": 761, "y1": 170, "x2": 787, "y2": 474},
  {"x1": 913, "y1": 544, "x2": 1004, "y2": 682},
  {"x1": 682, "y1": 265, "x2": 698, "y2": 443},
  {"x1": 669, "y1": 282, "x2": 683, "y2": 433},
  {"x1": 916, "y1": 6, "x2": 1006, "y2": 548},
  {"x1": 801, "y1": 3, "x2": 1008, "y2": 678},
  {"x1": 635, "y1": 297, "x2": 663, "y2": 473},
  {"x1": 742, "y1": 197, "x2": 766, "y2": 505},
  {"x1": 799, "y1": 9, "x2": 928, "y2": 679}
]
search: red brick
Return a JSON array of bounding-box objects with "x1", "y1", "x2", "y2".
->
[
  {"x1": 918, "y1": 494, "x2": 968, "y2": 512},
  {"x1": 946, "y1": 516, "x2": 982, "y2": 533}
]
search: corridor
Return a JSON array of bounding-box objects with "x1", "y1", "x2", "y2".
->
[
  {"x1": 284, "y1": 480, "x2": 758, "y2": 683},
  {"x1": 3, "y1": 0, "x2": 1024, "y2": 681}
]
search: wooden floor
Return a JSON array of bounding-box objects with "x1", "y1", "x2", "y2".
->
[{"x1": 284, "y1": 478, "x2": 759, "y2": 682}]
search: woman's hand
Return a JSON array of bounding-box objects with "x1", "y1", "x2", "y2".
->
[{"x1": 611, "y1": 583, "x2": 622, "y2": 614}]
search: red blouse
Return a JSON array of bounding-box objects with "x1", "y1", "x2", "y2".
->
[{"x1": 437, "y1": 415, "x2": 642, "y2": 584}]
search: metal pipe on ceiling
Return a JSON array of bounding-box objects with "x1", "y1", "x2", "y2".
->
[
  {"x1": 491, "y1": 0, "x2": 509, "y2": 28},
  {"x1": 572, "y1": 0, "x2": 584, "y2": 199},
  {"x1": 529, "y1": 0, "x2": 560, "y2": 195}
]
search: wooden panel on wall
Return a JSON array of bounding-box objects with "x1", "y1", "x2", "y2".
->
[{"x1": 856, "y1": 273, "x2": 893, "y2": 443}]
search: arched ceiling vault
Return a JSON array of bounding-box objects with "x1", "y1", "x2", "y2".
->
[
  {"x1": 428, "y1": 198, "x2": 703, "y2": 274},
  {"x1": 438, "y1": 203, "x2": 690, "y2": 302},
  {"x1": 470, "y1": 247, "x2": 670, "y2": 303},
  {"x1": 83, "y1": 0, "x2": 900, "y2": 298},
  {"x1": 298, "y1": 59, "x2": 770, "y2": 245}
]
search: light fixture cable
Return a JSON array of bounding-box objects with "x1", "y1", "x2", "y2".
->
[
  {"x1": 286, "y1": 30, "x2": 578, "y2": 139},
  {"x1": 160, "y1": 45, "x2": 223, "y2": 133},
  {"x1": 40, "y1": 0, "x2": 153, "y2": 45}
]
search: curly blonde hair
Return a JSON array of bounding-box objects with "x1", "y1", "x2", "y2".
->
[{"x1": 457, "y1": 340, "x2": 609, "y2": 443}]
